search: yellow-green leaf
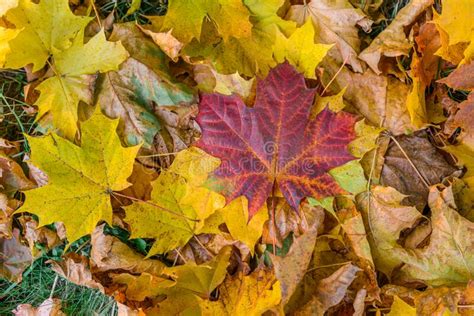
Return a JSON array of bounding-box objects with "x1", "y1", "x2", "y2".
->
[
  {"x1": 163, "y1": 247, "x2": 231, "y2": 298},
  {"x1": 161, "y1": 0, "x2": 252, "y2": 44},
  {"x1": 19, "y1": 110, "x2": 140, "y2": 243},
  {"x1": 5, "y1": 0, "x2": 92, "y2": 71},
  {"x1": 124, "y1": 148, "x2": 226, "y2": 256},
  {"x1": 35, "y1": 30, "x2": 129, "y2": 139}
]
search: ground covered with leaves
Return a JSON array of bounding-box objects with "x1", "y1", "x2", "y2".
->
[{"x1": 1, "y1": 0, "x2": 474, "y2": 314}]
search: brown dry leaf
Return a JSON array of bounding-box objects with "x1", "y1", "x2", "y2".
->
[
  {"x1": 286, "y1": 0, "x2": 372, "y2": 73},
  {"x1": 359, "y1": 0, "x2": 434, "y2": 74},
  {"x1": 294, "y1": 263, "x2": 361, "y2": 316},
  {"x1": 270, "y1": 207, "x2": 324, "y2": 305},
  {"x1": 384, "y1": 282, "x2": 474, "y2": 315},
  {"x1": 393, "y1": 184, "x2": 474, "y2": 286},
  {"x1": 137, "y1": 26, "x2": 183, "y2": 62},
  {"x1": 356, "y1": 186, "x2": 422, "y2": 277},
  {"x1": 438, "y1": 61, "x2": 474, "y2": 92},
  {"x1": 414, "y1": 23, "x2": 442, "y2": 86},
  {"x1": 0, "y1": 154, "x2": 35, "y2": 194},
  {"x1": 0, "y1": 228, "x2": 32, "y2": 282},
  {"x1": 381, "y1": 131, "x2": 458, "y2": 209},
  {"x1": 13, "y1": 298, "x2": 65, "y2": 316},
  {"x1": 322, "y1": 58, "x2": 415, "y2": 134},
  {"x1": 113, "y1": 163, "x2": 157, "y2": 208},
  {"x1": 444, "y1": 94, "x2": 474, "y2": 146},
  {"x1": 49, "y1": 254, "x2": 104, "y2": 292},
  {"x1": 0, "y1": 194, "x2": 20, "y2": 238},
  {"x1": 90, "y1": 224, "x2": 164, "y2": 275}
]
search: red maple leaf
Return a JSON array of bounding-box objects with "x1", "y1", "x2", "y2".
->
[{"x1": 196, "y1": 63, "x2": 357, "y2": 216}]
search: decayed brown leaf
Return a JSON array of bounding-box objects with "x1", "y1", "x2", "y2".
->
[
  {"x1": 294, "y1": 263, "x2": 361, "y2": 316},
  {"x1": 270, "y1": 206, "x2": 324, "y2": 304},
  {"x1": 380, "y1": 131, "x2": 458, "y2": 209},
  {"x1": 0, "y1": 228, "x2": 32, "y2": 282}
]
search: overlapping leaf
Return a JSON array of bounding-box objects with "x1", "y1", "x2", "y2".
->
[
  {"x1": 19, "y1": 110, "x2": 140, "y2": 243},
  {"x1": 196, "y1": 62, "x2": 356, "y2": 216}
]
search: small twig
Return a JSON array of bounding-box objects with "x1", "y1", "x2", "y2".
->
[
  {"x1": 49, "y1": 275, "x2": 59, "y2": 299},
  {"x1": 321, "y1": 54, "x2": 350, "y2": 96},
  {"x1": 193, "y1": 236, "x2": 214, "y2": 258}
]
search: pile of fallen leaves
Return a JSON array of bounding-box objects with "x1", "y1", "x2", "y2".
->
[{"x1": 1, "y1": 0, "x2": 474, "y2": 314}]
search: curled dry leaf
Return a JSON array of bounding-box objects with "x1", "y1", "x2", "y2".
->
[
  {"x1": 359, "y1": 0, "x2": 434, "y2": 74},
  {"x1": 356, "y1": 185, "x2": 422, "y2": 277},
  {"x1": 49, "y1": 254, "x2": 104, "y2": 292},
  {"x1": 394, "y1": 184, "x2": 474, "y2": 286},
  {"x1": 90, "y1": 224, "x2": 165, "y2": 275},
  {"x1": 270, "y1": 206, "x2": 324, "y2": 304},
  {"x1": 322, "y1": 57, "x2": 415, "y2": 135},
  {"x1": 97, "y1": 23, "x2": 195, "y2": 149},
  {"x1": 294, "y1": 263, "x2": 361, "y2": 316}
]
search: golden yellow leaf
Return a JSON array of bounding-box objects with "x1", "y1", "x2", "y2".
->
[
  {"x1": 19, "y1": 110, "x2": 140, "y2": 243},
  {"x1": 124, "y1": 148, "x2": 226, "y2": 256},
  {"x1": 312, "y1": 88, "x2": 347, "y2": 118},
  {"x1": 161, "y1": 0, "x2": 252, "y2": 44},
  {"x1": 387, "y1": 296, "x2": 416, "y2": 316},
  {"x1": 199, "y1": 269, "x2": 281, "y2": 316},
  {"x1": 162, "y1": 247, "x2": 231, "y2": 298},
  {"x1": 34, "y1": 31, "x2": 129, "y2": 139},
  {"x1": 0, "y1": 27, "x2": 18, "y2": 69},
  {"x1": 211, "y1": 196, "x2": 268, "y2": 255},
  {"x1": 5, "y1": 0, "x2": 92, "y2": 71},
  {"x1": 112, "y1": 272, "x2": 175, "y2": 301},
  {"x1": 273, "y1": 19, "x2": 332, "y2": 78}
]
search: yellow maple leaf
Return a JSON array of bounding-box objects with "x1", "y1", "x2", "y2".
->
[
  {"x1": 19, "y1": 110, "x2": 140, "y2": 243},
  {"x1": 184, "y1": 0, "x2": 296, "y2": 76},
  {"x1": 0, "y1": 27, "x2": 18, "y2": 67},
  {"x1": 274, "y1": 19, "x2": 332, "y2": 78},
  {"x1": 433, "y1": 0, "x2": 474, "y2": 65},
  {"x1": 210, "y1": 196, "x2": 268, "y2": 255},
  {"x1": 161, "y1": 0, "x2": 252, "y2": 44},
  {"x1": 162, "y1": 247, "x2": 231, "y2": 298},
  {"x1": 124, "y1": 147, "x2": 226, "y2": 256},
  {"x1": 34, "y1": 30, "x2": 129, "y2": 139},
  {"x1": 199, "y1": 269, "x2": 281, "y2": 316},
  {"x1": 5, "y1": 0, "x2": 92, "y2": 71}
]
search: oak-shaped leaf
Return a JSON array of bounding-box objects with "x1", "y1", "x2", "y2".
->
[
  {"x1": 19, "y1": 110, "x2": 140, "y2": 243},
  {"x1": 196, "y1": 62, "x2": 357, "y2": 216}
]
